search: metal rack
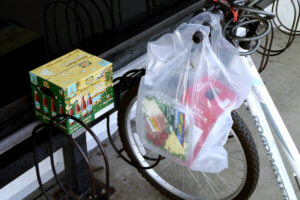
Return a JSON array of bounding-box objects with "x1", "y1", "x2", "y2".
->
[{"x1": 30, "y1": 68, "x2": 145, "y2": 200}]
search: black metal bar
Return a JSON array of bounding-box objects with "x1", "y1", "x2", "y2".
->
[
  {"x1": 49, "y1": 127, "x2": 81, "y2": 199},
  {"x1": 51, "y1": 113, "x2": 112, "y2": 200},
  {"x1": 32, "y1": 124, "x2": 51, "y2": 200},
  {"x1": 0, "y1": 129, "x2": 69, "y2": 189},
  {"x1": 62, "y1": 133, "x2": 91, "y2": 196}
]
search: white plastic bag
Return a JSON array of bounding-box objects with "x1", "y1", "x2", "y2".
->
[
  {"x1": 136, "y1": 16, "x2": 253, "y2": 172},
  {"x1": 136, "y1": 24, "x2": 209, "y2": 166},
  {"x1": 190, "y1": 11, "x2": 253, "y2": 105}
]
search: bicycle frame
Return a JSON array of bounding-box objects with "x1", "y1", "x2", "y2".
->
[{"x1": 243, "y1": 56, "x2": 300, "y2": 200}]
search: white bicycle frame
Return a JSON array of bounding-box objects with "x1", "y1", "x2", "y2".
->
[{"x1": 243, "y1": 56, "x2": 300, "y2": 200}]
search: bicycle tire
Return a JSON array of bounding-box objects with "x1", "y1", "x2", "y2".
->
[{"x1": 118, "y1": 83, "x2": 259, "y2": 200}]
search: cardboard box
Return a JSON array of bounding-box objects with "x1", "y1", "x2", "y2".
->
[{"x1": 29, "y1": 49, "x2": 113, "y2": 134}]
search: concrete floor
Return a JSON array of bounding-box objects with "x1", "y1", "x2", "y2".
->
[{"x1": 27, "y1": 30, "x2": 300, "y2": 200}]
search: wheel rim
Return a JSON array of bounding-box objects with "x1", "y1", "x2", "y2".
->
[{"x1": 124, "y1": 97, "x2": 248, "y2": 200}]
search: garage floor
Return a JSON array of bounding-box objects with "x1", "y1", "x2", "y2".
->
[{"x1": 26, "y1": 30, "x2": 300, "y2": 200}]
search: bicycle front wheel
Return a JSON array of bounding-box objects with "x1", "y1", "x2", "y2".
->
[{"x1": 118, "y1": 84, "x2": 259, "y2": 200}]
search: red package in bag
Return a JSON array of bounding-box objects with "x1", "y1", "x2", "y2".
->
[{"x1": 184, "y1": 76, "x2": 236, "y2": 161}]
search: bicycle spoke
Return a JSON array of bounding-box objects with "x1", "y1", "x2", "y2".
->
[
  {"x1": 121, "y1": 98, "x2": 257, "y2": 200},
  {"x1": 206, "y1": 173, "x2": 227, "y2": 195},
  {"x1": 228, "y1": 150, "x2": 243, "y2": 154},
  {"x1": 202, "y1": 172, "x2": 220, "y2": 199},
  {"x1": 216, "y1": 174, "x2": 234, "y2": 190},
  {"x1": 222, "y1": 170, "x2": 243, "y2": 180},
  {"x1": 228, "y1": 154, "x2": 244, "y2": 162},
  {"x1": 195, "y1": 171, "x2": 211, "y2": 197},
  {"x1": 187, "y1": 169, "x2": 203, "y2": 194},
  {"x1": 182, "y1": 166, "x2": 185, "y2": 193}
]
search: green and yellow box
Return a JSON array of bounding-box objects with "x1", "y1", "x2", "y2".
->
[{"x1": 29, "y1": 49, "x2": 113, "y2": 134}]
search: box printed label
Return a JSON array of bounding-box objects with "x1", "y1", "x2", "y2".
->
[
  {"x1": 29, "y1": 49, "x2": 114, "y2": 134},
  {"x1": 143, "y1": 97, "x2": 188, "y2": 161}
]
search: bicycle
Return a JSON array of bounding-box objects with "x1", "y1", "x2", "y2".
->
[
  {"x1": 117, "y1": 52, "x2": 300, "y2": 200},
  {"x1": 116, "y1": 12, "x2": 300, "y2": 200}
]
